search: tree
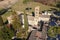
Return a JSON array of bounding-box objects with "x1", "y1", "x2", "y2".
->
[
  {"x1": 0, "y1": 15, "x2": 3, "y2": 26},
  {"x1": 23, "y1": 11, "x2": 28, "y2": 38},
  {"x1": 11, "y1": 10, "x2": 28, "y2": 39},
  {"x1": 48, "y1": 26, "x2": 60, "y2": 38},
  {"x1": 57, "y1": 27, "x2": 60, "y2": 34},
  {"x1": 24, "y1": 11, "x2": 28, "y2": 31},
  {"x1": 56, "y1": 2, "x2": 60, "y2": 11},
  {"x1": 12, "y1": 11, "x2": 22, "y2": 31},
  {"x1": 16, "y1": 11, "x2": 29, "y2": 39},
  {"x1": 11, "y1": 11, "x2": 23, "y2": 38},
  {"x1": 48, "y1": 27, "x2": 58, "y2": 38},
  {"x1": 0, "y1": 25, "x2": 14, "y2": 40}
]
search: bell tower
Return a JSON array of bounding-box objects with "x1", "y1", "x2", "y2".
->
[
  {"x1": 34, "y1": 6, "x2": 40, "y2": 25},
  {"x1": 35, "y1": 6, "x2": 40, "y2": 18}
]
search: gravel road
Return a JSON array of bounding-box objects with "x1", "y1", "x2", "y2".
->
[{"x1": 0, "y1": 0, "x2": 18, "y2": 8}]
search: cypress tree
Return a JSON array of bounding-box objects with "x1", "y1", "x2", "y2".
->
[{"x1": 0, "y1": 15, "x2": 3, "y2": 26}]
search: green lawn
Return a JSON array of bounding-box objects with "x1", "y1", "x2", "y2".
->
[
  {"x1": 1, "y1": 11, "x2": 13, "y2": 22},
  {"x1": 1, "y1": 0, "x2": 58, "y2": 22},
  {"x1": 12, "y1": 0, "x2": 57, "y2": 12}
]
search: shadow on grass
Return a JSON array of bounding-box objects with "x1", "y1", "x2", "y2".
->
[
  {"x1": 12, "y1": 38, "x2": 26, "y2": 40},
  {"x1": 12, "y1": 31, "x2": 32, "y2": 40},
  {"x1": 0, "y1": 8, "x2": 11, "y2": 15}
]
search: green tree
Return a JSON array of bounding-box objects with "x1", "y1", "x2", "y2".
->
[
  {"x1": 11, "y1": 10, "x2": 28, "y2": 39},
  {"x1": 0, "y1": 15, "x2": 3, "y2": 26},
  {"x1": 48, "y1": 27, "x2": 58, "y2": 38},
  {"x1": 57, "y1": 27, "x2": 60, "y2": 34},
  {"x1": 56, "y1": 1, "x2": 60, "y2": 11},
  {"x1": 24, "y1": 11, "x2": 28, "y2": 31},
  {"x1": 48, "y1": 26, "x2": 60, "y2": 38},
  {"x1": 16, "y1": 11, "x2": 29, "y2": 39},
  {"x1": 11, "y1": 11, "x2": 23, "y2": 38},
  {"x1": 0, "y1": 25, "x2": 14, "y2": 40},
  {"x1": 12, "y1": 11, "x2": 21, "y2": 30},
  {"x1": 23, "y1": 11, "x2": 28, "y2": 38}
]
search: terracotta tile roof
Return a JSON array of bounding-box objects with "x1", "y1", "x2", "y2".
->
[{"x1": 28, "y1": 30, "x2": 43, "y2": 40}]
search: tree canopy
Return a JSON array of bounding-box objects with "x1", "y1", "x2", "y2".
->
[
  {"x1": 48, "y1": 26, "x2": 60, "y2": 38},
  {"x1": 12, "y1": 11, "x2": 21, "y2": 31},
  {"x1": 56, "y1": 2, "x2": 60, "y2": 11},
  {"x1": 0, "y1": 15, "x2": 3, "y2": 26},
  {"x1": 16, "y1": 11, "x2": 29, "y2": 39},
  {"x1": 0, "y1": 25, "x2": 14, "y2": 40}
]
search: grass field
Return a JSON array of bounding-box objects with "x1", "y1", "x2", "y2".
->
[
  {"x1": 12, "y1": 0, "x2": 57, "y2": 12},
  {"x1": 1, "y1": 11, "x2": 13, "y2": 22},
  {"x1": 1, "y1": 0, "x2": 57, "y2": 22}
]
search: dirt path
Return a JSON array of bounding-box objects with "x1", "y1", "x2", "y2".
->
[{"x1": 0, "y1": 0, "x2": 18, "y2": 8}]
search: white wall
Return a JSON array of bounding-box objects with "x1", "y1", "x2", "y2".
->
[{"x1": 39, "y1": 17, "x2": 50, "y2": 21}]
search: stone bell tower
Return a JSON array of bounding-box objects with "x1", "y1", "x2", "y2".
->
[
  {"x1": 34, "y1": 6, "x2": 40, "y2": 25},
  {"x1": 35, "y1": 6, "x2": 40, "y2": 18}
]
